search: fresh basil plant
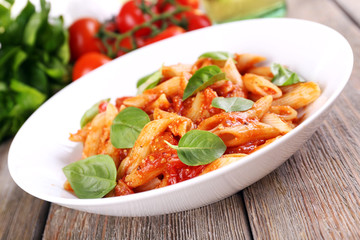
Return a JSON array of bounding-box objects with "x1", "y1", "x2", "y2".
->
[
  {"x1": 0, "y1": 0, "x2": 71, "y2": 142},
  {"x1": 165, "y1": 130, "x2": 226, "y2": 166},
  {"x1": 183, "y1": 65, "x2": 226, "y2": 101},
  {"x1": 62, "y1": 155, "x2": 117, "y2": 199},
  {"x1": 110, "y1": 107, "x2": 150, "y2": 148}
]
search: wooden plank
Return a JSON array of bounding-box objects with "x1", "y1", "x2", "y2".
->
[
  {"x1": 243, "y1": 0, "x2": 360, "y2": 238},
  {"x1": 0, "y1": 140, "x2": 50, "y2": 240},
  {"x1": 334, "y1": 0, "x2": 360, "y2": 27},
  {"x1": 43, "y1": 194, "x2": 251, "y2": 240}
]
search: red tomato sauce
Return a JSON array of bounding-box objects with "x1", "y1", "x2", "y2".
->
[{"x1": 226, "y1": 139, "x2": 266, "y2": 154}]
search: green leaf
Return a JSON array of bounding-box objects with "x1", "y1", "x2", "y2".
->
[
  {"x1": 56, "y1": 27, "x2": 70, "y2": 63},
  {"x1": 136, "y1": 68, "x2": 162, "y2": 95},
  {"x1": 271, "y1": 63, "x2": 305, "y2": 86},
  {"x1": 211, "y1": 97, "x2": 254, "y2": 112},
  {"x1": 165, "y1": 130, "x2": 226, "y2": 166},
  {"x1": 110, "y1": 107, "x2": 150, "y2": 148},
  {"x1": 0, "y1": 1, "x2": 36, "y2": 45},
  {"x1": 0, "y1": 47, "x2": 19, "y2": 67},
  {"x1": 38, "y1": 57, "x2": 69, "y2": 82},
  {"x1": 37, "y1": 16, "x2": 65, "y2": 53},
  {"x1": 198, "y1": 51, "x2": 233, "y2": 61},
  {"x1": 183, "y1": 65, "x2": 226, "y2": 101},
  {"x1": 62, "y1": 155, "x2": 117, "y2": 199},
  {"x1": 0, "y1": 1, "x2": 12, "y2": 31},
  {"x1": 80, "y1": 99, "x2": 110, "y2": 128},
  {"x1": 9, "y1": 79, "x2": 46, "y2": 112},
  {"x1": 11, "y1": 49, "x2": 27, "y2": 71},
  {"x1": 23, "y1": 12, "x2": 43, "y2": 47}
]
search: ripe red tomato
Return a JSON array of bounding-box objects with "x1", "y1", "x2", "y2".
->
[
  {"x1": 143, "y1": 26, "x2": 185, "y2": 46},
  {"x1": 184, "y1": 10, "x2": 212, "y2": 31},
  {"x1": 116, "y1": 0, "x2": 158, "y2": 37},
  {"x1": 157, "y1": 0, "x2": 199, "y2": 11},
  {"x1": 116, "y1": 36, "x2": 146, "y2": 57},
  {"x1": 177, "y1": 0, "x2": 199, "y2": 9},
  {"x1": 72, "y1": 52, "x2": 111, "y2": 81},
  {"x1": 69, "y1": 18, "x2": 103, "y2": 61}
]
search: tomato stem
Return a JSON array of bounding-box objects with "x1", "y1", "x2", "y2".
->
[{"x1": 97, "y1": 3, "x2": 189, "y2": 58}]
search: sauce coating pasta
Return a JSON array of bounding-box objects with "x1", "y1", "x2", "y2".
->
[{"x1": 65, "y1": 52, "x2": 321, "y2": 198}]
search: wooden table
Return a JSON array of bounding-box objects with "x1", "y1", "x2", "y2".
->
[{"x1": 1, "y1": 0, "x2": 360, "y2": 239}]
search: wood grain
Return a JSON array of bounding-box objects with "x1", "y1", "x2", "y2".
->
[
  {"x1": 0, "y1": 140, "x2": 50, "y2": 240},
  {"x1": 43, "y1": 195, "x2": 252, "y2": 240},
  {"x1": 243, "y1": 0, "x2": 360, "y2": 238},
  {"x1": 334, "y1": 0, "x2": 360, "y2": 27}
]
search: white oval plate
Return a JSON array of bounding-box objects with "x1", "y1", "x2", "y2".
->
[{"x1": 8, "y1": 18, "x2": 353, "y2": 216}]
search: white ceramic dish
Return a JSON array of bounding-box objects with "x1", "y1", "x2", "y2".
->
[{"x1": 8, "y1": 18, "x2": 353, "y2": 216}]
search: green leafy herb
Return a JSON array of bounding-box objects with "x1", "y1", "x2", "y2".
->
[
  {"x1": 62, "y1": 155, "x2": 117, "y2": 199},
  {"x1": 183, "y1": 65, "x2": 226, "y2": 100},
  {"x1": 110, "y1": 107, "x2": 150, "y2": 148},
  {"x1": 80, "y1": 99, "x2": 110, "y2": 128},
  {"x1": 165, "y1": 130, "x2": 226, "y2": 166},
  {"x1": 271, "y1": 63, "x2": 305, "y2": 86},
  {"x1": 136, "y1": 68, "x2": 162, "y2": 95},
  {"x1": 198, "y1": 51, "x2": 233, "y2": 61},
  {"x1": 211, "y1": 97, "x2": 254, "y2": 112},
  {"x1": 0, "y1": 0, "x2": 71, "y2": 142}
]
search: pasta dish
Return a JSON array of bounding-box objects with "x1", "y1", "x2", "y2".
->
[{"x1": 63, "y1": 52, "x2": 320, "y2": 199}]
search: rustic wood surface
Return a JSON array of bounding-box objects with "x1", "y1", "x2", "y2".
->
[
  {"x1": 0, "y1": 140, "x2": 50, "y2": 240},
  {"x1": 244, "y1": 0, "x2": 360, "y2": 239},
  {"x1": 1, "y1": 0, "x2": 359, "y2": 239}
]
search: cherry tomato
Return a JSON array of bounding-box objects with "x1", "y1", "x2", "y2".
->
[
  {"x1": 98, "y1": 101, "x2": 109, "y2": 113},
  {"x1": 117, "y1": 36, "x2": 145, "y2": 57},
  {"x1": 184, "y1": 10, "x2": 212, "y2": 31},
  {"x1": 157, "y1": 0, "x2": 199, "y2": 12},
  {"x1": 69, "y1": 18, "x2": 103, "y2": 61},
  {"x1": 144, "y1": 26, "x2": 185, "y2": 46},
  {"x1": 72, "y1": 52, "x2": 111, "y2": 81},
  {"x1": 116, "y1": 0, "x2": 158, "y2": 37},
  {"x1": 177, "y1": 0, "x2": 199, "y2": 9},
  {"x1": 104, "y1": 20, "x2": 118, "y2": 32}
]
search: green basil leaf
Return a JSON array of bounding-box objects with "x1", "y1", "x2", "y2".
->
[
  {"x1": 0, "y1": 47, "x2": 19, "y2": 67},
  {"x1": 136, "y1": 68, "x2": 162, "y2": 94},
  {"x1": 57, "y1": 28, "x2": 70, "y2": 63},
  {"x1": 183, "y1": 65, "x2": 226, "y2": 100},
  {"x1": 271, "y1": 63, "x2": 305, "y2": 86},
  {"x1": 11, "y1": 49, "x2": 27, "y2": 71},
  {"x1": 62, "y1": 155, "x2": 117, "y2": 199},
  {"x1": 211, "y1": 97, "x2": 254, "y2": 112},
  {"x1": 110, "y1": 107, "x2": 150, "y2": 148},
  {"x1": 198, "y1": 51, "x2": 233, "y2": 60},
  {"x1": 80, "y1": 99, "x2": 110, "y2": 128},
  {"x1": 38, "y1": 57, "x2": 70, "y2": 82},
  {"x1": 1, "y1": 1, "x2": 36, "y2": 45},
  {"x1": 9, "y1": 79, "x2": 46, "y2": 111},
  {"x1": 165, "y1": 130, "x2": 226, "y2": 166},
  {"x1": 23, "y1": 12, "x2": 43, "y2": 47},
  {"x1": 0, "y1": 1, "x2": 12, "y2": 31}
]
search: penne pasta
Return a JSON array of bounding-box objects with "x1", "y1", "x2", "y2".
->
[
  {"x1": 66, "y1": 51, "x2": 321, "y2": 199},
  {"x1": 243, "y1": 73, "x2": 282, "y2": 99},
  {"x1": 212, "y1": 122, "x2": 281, "y2": 147},
  {"x1": 272, "y1": 82, "x2": 321, "y2": 109},
  {"x1": 200, "y1": 154, "x2": 247, "y2": 175},
  {"x1": 261, "y1": 113, "x2": 293, "y2": 134},
  {"x1": 234, "y1": 53, "x2": 266, "y2": 74}
]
